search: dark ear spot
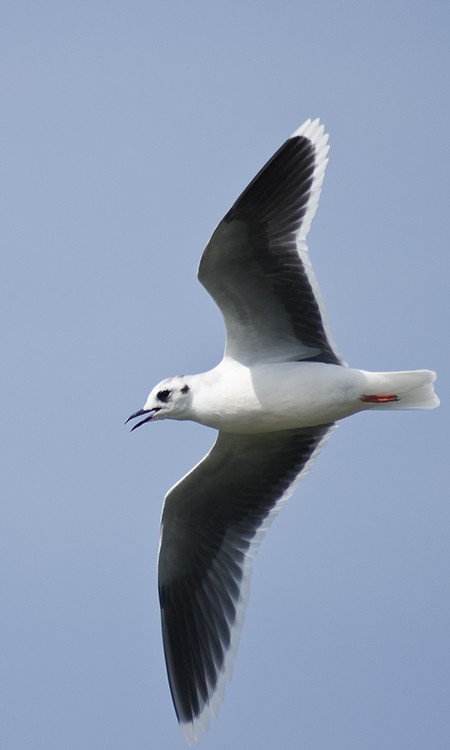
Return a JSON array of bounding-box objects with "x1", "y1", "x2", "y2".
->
[{"x1": 181, "y1": 385, "x2": 190, "y2": 394}]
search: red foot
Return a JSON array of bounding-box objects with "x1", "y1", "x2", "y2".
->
[{"x1": 360, "y1": 394, "x2": 400, "y2": 403}]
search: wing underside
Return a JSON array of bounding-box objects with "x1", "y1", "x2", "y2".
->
[
  {"x1": 158, "y1": 424, "x2": 334, "y2": 742},
  {"x1": 198, "y1": 119, "x2": 342, "y2": 366}
]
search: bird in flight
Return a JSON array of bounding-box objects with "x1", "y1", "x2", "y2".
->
[{"x1": 127, "y1": 119, "x2": 439, "y2": 743}]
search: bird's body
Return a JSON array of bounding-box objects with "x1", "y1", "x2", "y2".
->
[
  {"x1": 127, "y1": 118, "x2": 439, "y2": 743},
  {"x1": 190, "y1": 360, "x2": 356, "y2": 431},
  {"x1": 157, "y1": 360, "x2": 436, "y2": 434}
]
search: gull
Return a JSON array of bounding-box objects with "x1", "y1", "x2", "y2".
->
[{"x1": 126, "y1": 119, "x2": 439, "y2": 743}]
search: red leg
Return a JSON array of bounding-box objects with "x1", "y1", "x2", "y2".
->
[{"x1": 360, "y1": 394, "x2": 400, "y2": 403}]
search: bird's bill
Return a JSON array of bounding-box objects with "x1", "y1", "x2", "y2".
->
[{"x1": 125, "y1": 407, "x2": 161, "y2": 431}]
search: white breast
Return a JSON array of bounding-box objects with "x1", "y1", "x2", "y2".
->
[{"x1": 191, "y1": 359, "x2": 366, "y2": 433}]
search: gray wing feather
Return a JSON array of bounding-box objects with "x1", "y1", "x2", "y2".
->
[
  {"x1": 198, "y1": 120, "x2": 342, "y2": 366},
  {"x1": 158, "y1": 423, "x2": 334, "y2": 742}
]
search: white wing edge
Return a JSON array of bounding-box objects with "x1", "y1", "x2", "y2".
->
[
  {"x1": 179, "y1": 424, "x2": 337, "y2": 744},
  {"x1": 288, "y1": 118, "x2": 330, "y2": 242},
  {"x1": 291, "y1": 118, "x2": 345, "y2": 365}
]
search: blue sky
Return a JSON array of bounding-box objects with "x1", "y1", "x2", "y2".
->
[{"x1": 2, "y1": 1, "x2": 449, "y2": 748}]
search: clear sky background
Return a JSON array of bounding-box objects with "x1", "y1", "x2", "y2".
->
[{"x1": 2, "y1": 2, "x2": 449, "y2": 748}]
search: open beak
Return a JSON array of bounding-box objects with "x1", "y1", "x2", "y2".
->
[{"x1": 125, "y1": 407, "x2": 161, "y2": 431}]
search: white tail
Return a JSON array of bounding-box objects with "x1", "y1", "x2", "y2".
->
[{"x1": 360, "y1": 369, "x2": 439, "y2": 410}]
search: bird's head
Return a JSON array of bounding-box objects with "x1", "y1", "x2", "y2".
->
[{"x1": 126, "y1": 377, "x2": 192, "y2": 431}]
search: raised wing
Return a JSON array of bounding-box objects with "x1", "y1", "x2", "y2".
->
[
  {"x1": 158, "y1": 424, "x2": 334, "y2": 742},
  {"x1": 198, "y1": 119, "x2": 342, "y2": 366}
]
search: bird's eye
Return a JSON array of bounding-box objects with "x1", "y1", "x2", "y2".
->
[{"x1": 157, "y1": 389, "x2": 171, "y2": 402}]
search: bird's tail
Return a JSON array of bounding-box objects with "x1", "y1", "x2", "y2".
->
[{"x1": 360, "y1": 369, "x2": 439, "y2": 410}]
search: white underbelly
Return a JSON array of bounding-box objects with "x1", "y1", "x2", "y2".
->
[{"x1": 194, "y1": 361, "x2": 366, "y2": 434}]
